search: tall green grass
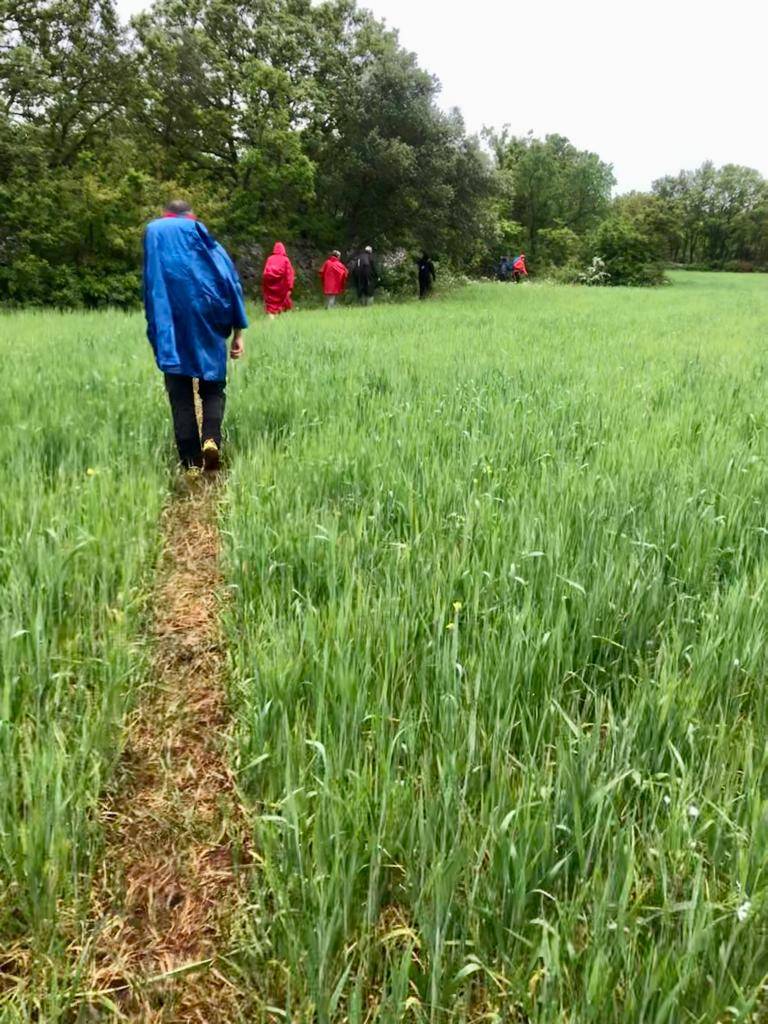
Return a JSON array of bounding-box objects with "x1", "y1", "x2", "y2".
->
[
  {"x1": 223, "y1": 274, "x2": 768, "y2": 1022},
  {"x1": 0, "y1": 311, "x2": 168, "y2": 1016}
]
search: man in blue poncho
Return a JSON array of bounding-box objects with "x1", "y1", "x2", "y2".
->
[{"x1": 143, "y1": 199, "x2": 248, "y2": 472}]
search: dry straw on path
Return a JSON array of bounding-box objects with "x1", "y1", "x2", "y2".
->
[{"x1": 82, "y1": 480, "x2": 250, "y2": 1021}]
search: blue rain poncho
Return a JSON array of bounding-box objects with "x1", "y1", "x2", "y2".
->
[{"x1": 143, "y1": 215, "x2": 249, "y2": 381}]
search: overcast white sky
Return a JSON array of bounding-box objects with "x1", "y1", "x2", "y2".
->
[{"x1": 116, "y1": 0, "x2": 768, "y2": 193}]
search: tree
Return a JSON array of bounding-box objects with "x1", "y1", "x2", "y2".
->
[
  {"x1": 484, "y1": 130, "x2": 615, "y2": 258},
  {"x1": 0, "y1": 0, "x2": 155, "y2": 305},
  {"x1": 652, "y1": 163, "x2": 768, "y2": 267},
  {"x1": 130, "y1": 0, "x2": 316, "y2": 242},
  {"x1": 301, "y1": 9, "x2": 495, "y2": 258},
  {"x1": 613, "y1": 191, "x2": 683, "y2": 263},
  {"x1": 0, "y1": 0, "x2": 136, "y2": 167}
]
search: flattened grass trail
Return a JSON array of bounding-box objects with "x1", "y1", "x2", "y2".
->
[{"x1": 85, "y1": 481, "x2": 249, "y2": 1020}]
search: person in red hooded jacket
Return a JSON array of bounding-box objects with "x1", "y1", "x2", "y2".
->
[
  {"x1": 318, "y1": 250, "x2": 348, "y2": 308},
  {"x1": 262, "y1": 241, "x2": 295, "y2": 316},
  {"x1": 512, "y1": 253, "x2": 528, "y2": 283}
]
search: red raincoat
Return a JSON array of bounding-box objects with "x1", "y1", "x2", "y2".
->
[
  {"x1": 319, "y1": 256, "x2": 348, "y2": 296},
  {"x1": 262, "y1": 241, "x2": 295, "y2": 314},
  {"x1": 513, "y1": 254, "x2": 528, "y2": 275}
]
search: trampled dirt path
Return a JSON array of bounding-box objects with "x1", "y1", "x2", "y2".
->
[{"x1": 83, "y1": 479, "x2": 249, "y2": 1022}]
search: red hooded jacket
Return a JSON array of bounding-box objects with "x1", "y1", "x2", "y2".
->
[
  {"x1": 319, "y1": 256, "x2": 348, "y2": 296},
  {"x1": 262, "y1": 242, "x2": 295, "y2": 314}
]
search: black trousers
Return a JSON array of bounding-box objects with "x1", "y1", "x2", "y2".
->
[{"x1": 164, "y1": 374, "x2": 226, "y2": 468}]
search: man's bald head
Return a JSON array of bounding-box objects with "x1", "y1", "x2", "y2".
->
[{"x1": 164, "y1": 199, "x2": 193, "y2": 216}]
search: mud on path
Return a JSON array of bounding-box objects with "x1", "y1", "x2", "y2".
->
[{"x1": 84, "y1": 480, "x2": 249, "y2": 1022}]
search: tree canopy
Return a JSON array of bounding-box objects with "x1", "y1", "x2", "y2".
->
[
  {"x1": 485, "y1": 129, "x2": 616, "y2": 255},
  {"x1": 0, "y1": 0, "x2": 498, "y2": 304},
  {"x1": 651, "y1": 162, "x2": 768, "y2": 268}
]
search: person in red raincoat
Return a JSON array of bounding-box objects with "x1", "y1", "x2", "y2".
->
[
  {"x1": 262, "y1": 241, "x2": 295, "y2": 315},
  {"x1": 318, "y1": 250, "x2": 348, "y2": 309},
  {"x1": 512, "y1": 252, "x2": 528, "y2": 283}
]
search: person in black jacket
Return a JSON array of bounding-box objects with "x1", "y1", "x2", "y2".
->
[
  {"x1": 417, "y1": 252, "x2": 436, "y2": 299},
  {"x1": 348, "y1": 246, "x2": 379, "y2": 305}
]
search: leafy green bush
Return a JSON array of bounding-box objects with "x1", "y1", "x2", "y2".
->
[
  {"x1": 537, "y1": 225, "x2": 582, "y2": 268},
  {"x1": 542, "y1": 261, "x2": 582, "y2": 284},
  {"x1": 588, "y1": 216, "x2": 666, "y2": 286},
  {"x1": 376, "y1": 249, "x2": 415, "y2": 298}
]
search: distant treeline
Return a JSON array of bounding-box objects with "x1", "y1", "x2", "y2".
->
[{"x1": 1, "y1": 0, "x2": 766, "y2": 306}]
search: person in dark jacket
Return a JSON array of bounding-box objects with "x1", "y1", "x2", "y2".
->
[
  {"x1": 348, "y1": 246, "x2": 378, "y2": 305},
  {"x1": 143, "y1": 199, "x2": 247, "y2": 473},
  {"x1": 417, "y1": 252, "x2": 436, "y2": 299}
]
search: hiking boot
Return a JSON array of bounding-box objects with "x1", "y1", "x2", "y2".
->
[{"x1": 202, "y1": 438, "x2": 221, "y2": 472}]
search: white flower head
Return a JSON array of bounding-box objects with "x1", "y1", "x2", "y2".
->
[
  {"x1": 688, "y1": 804, "x2": 700, "y2": 820},
  {"x1": 737, "y1": 900, "x2": 752, "y2": 923}
]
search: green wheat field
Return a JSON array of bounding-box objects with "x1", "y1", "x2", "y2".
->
[{"x1": 2, "y1": 272, "x2": 768, "y2": 1021}]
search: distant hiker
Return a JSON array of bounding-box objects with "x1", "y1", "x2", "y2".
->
[
  {"x1": 143, "y1": 199, "x2": 247, "y2": 473},
  {"x1": 262, "y1": 241, "x2": 295, "y2": 316},
  {"x1": 349, "y1": 245, "x2": 378, "y2": 305},
  {"x1": 512, "y1": 253, "x2": 528, "y2": 283},
  {"x1": 319, "y1": 250, "x2": 348, "y2": 308},
  {"x1": 498, "y1": 256, "x2": 512, "y2": 282},
  {"x1": 417, "y1": 252, "x2": 436, "y2": 299}
]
